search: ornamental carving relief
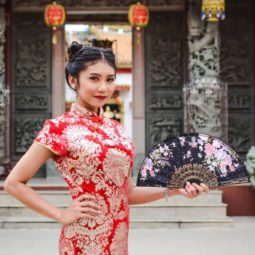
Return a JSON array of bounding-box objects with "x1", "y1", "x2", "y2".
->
[
  {"x1": 148, "y1": 0, "x2": 183, "y2": 5},
  {"x1": 228, "y1": 114, "x2": 252, "y2": 153},
  {"x1": 145, "y1": 12, "x2": 184, "y2": 152},
  {"x1": 183, "y1": 82, "x2": 228, "y2": 141},
  {"x1": 148, "y1": 13, "x2": 183, "y2": 87},
  {"x1": 13, "y1": 0, "x2": 183, "y2": 8},
  {"x1": 220, "y1": 33, "x2": 250, "y2": 84},
  {"x1": 150, "y1": 36, "x2": 181, "y2": 87},
  {"x1": 15, "y1": 95, "x2": 49, "y2": 110},
  {"x1": 0, "y1": 8, "x2": 5, "y2": 84},
  {"x1": 220, "y1": 6, "x2": 251, "y2": 85},
  {"x1": 148, "y1": 115, "x2": 182, "y2": 148},
  {"x1": 0, "y1": 7, "x2": 5, "y2": 175},
  {"x1": 14, "y1": 32, "x2": 49, "y2": 87},
  {"x1": 228, "y1": 87, "x2": 252, "y2": 110},
  {"x1": 188, "y1": 1, "x2": 220, "y2": 81},
  {"x1": 14, "y1": 118, "x2": 45, "y2": 154},
  {"x1": 150, "y1": 93, "x2": 182, "y2": 110}
]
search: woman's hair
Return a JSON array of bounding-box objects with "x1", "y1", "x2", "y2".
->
[{"x1": 65, "y1": 41, "x2": 116, "y2": 90}]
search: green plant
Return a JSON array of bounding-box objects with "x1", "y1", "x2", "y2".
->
[{"x1": 245, "y1": 146, "x2": 255, "y2": 187}]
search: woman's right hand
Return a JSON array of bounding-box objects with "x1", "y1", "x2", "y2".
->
[{"x1": 58, "y1": 194, "x2": 101, "y2": 225}]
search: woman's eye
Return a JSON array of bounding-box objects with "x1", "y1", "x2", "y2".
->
[
  {"x1": 107, "y1": 78, "x2": 115, "y2": 83},
  {"x1": 90, "y1": 76, "x2": 99, "y2": 81}
]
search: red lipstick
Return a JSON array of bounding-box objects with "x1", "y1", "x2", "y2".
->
[{"x1": 94, "y1": 96, "x2": 107, "y2": 100}]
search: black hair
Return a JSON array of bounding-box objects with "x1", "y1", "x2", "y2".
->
[{"x1": 65, "y1": 41, "x2": 117, "y2": 90}]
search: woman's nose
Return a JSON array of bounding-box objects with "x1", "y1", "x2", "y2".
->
[{"x1": 98, "y1": 81, "x2": 107, "y2": 92}]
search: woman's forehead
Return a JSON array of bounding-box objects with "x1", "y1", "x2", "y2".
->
[{"x1": 84, "y1": 60, "x2": 115, "y2": 75}]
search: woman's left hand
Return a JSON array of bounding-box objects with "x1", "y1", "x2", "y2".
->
[{"x1": 178, "y1": 182, "x2": 209, "y2": 199}]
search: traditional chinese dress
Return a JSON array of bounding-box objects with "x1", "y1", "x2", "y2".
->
[{"x1": 34, "y1": 103, "x2": 134, "y2": 255}]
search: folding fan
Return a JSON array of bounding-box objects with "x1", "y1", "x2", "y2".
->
[{"x1": 137, "y1": 133, "x2": 250, "y2": 189}]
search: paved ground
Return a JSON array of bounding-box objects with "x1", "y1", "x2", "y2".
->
[{"x1": 0, "y1": 217, "x2": 254, "y2": 255}]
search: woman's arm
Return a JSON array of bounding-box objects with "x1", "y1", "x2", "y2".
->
[
  {"x1": 4, "y1": 143, "x2": 101, "y2": 224},
  {"x1": 127, "y1": 174, "x2": 209, "y2": 205}
]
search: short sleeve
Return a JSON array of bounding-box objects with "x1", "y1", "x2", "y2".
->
[{"x1": 34, "y1": 119, "x2": 68, "y2": 157}]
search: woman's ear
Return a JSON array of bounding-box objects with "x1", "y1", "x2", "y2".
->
[{"x1": 68, "y1": 75, "x2": 78, "y2": 90}]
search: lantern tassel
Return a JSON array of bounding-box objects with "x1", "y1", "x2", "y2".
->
[{"x1": 52, "y1": 33, "x2": 57, "y2": 44}]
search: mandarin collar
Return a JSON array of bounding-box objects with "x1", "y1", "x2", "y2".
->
[{"x1": 70, "y1": 103, "x2": 104, "y2": 123}]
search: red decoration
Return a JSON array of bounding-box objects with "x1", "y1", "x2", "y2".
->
[
  {"x1": 128, "y1": 2, "x2": 149, "y2": 44},
  {"x1": 128, "y1": 2, "x2": 149, "y2": 31},
  {"x1": 44, "y1": 2, "x2": 66, "y2": 44}
]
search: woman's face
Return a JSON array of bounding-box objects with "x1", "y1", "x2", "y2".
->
[{"x1": 69, "y1": 61, "x2": 116, "y2": 112}]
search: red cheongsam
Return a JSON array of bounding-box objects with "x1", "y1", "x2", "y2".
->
[{"x1": 34, "y1": 103, "x2": 134, "y2": 255}]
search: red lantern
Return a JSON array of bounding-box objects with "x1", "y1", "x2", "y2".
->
[
  {"x1": 128, "y1": 2, "x2": 149, "y2": 31},
  {"x1": 128, "y1": 2, "x2": 149, "y2": 44},
  {"x1": 44, "y1": 2, "x2": 66, "y2": 44}
]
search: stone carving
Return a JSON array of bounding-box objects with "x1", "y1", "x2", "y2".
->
[
  {"x1": 148, "y1": 115, "x2": 182, "y2": 148},
  {"x1": 220, "y1": 33, "x2": 250, "y2": 84},
  {"x1": 0, "y1": 89, "x2": 5, "y2": 158},
  {"x1": 0, "y1": 8, "x2": 4, "y2": 84},
  {"x1": 15, "y1": 95, "x2": 48, "y2": 110},
  {"x1": 183, "y1": 80, "x2": 228, "y2": 142},
  {"x1": 188, "y1": 1, "x2": 220, "y2": 81},
  {"x1": 219, "y1": 2, "x2": 253, "y2": 157},
  {"x1": 14, "y1": 118, "x2": 45, "y2": 154},
  {"x1": 228, "y1": 114, "x2": 252, "y2": 153},
  {"x1": 145, "y1": 12, "x2": 184, "y2": 152},
  {"x1": 150, "y1": 93, "x2": 182, "y2": 109},
  {"x1": 149, "y1": 13, "x2": 182, "y2": 87},
  {"x1": 150, "y1": 36, "x2": 181, "y2": 87},
  {"x1": 14, "y1": 0, "x2": 183, "y2": 8},
  {"x1": 0, "y1": 7, "x2": 5, "y2": 176},
  {"x1": 220, "y1": 4, "x2": 251, "y2": 85},
  {"x1": 148, "y1": 0, "x2": 183, "y2": 6},
  {"x1": 14, "y1": 33, "x2": 48, "y2": 87},
  {"x1": 186, "y1": 1, "x2": 227, "y2": 142},
  {"x1": 228, "y1": 88, "x2": 252, "y2": 110}
]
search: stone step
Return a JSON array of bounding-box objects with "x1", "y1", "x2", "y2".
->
[
  {"x1": 0, "y1": 189, "x2": 230, "y2": 228},
  {"x1": 0, "y1": 191, "x2": 72, "y2": 206},
  {"x1": 0, "y1": 190, "x2": 223, "y2": 206},
  {"x1": 0, "y1": 203, "x2": 227, "y2": 218},
  {"x1": 130, "y1": 218, "x2": 234, "y2": 228},
  {"x1": 130, "y1": 204, "x2": 227, "y2": 219},
  {"x1": 0, "y1": 216, "x2": 233, "y2": 229}
]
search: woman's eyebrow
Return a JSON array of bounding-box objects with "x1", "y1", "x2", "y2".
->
[
  {"x1": 89, "y1": 73, "x2": 100, "y2": 76},
  {"x1": 89, "y1": 73, "x2": 115, "y2": 77}
]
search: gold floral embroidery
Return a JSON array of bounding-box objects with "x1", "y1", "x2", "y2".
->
[
  {"x1": 79, "y1": 240, "x2": 104, "y2": 255},
  {"x1": 59, "y1": 238, "x2": 75, "y2": 255},
  {"x1": 110, "y1": 222, "x2": 128, "y2": 255},
  {"x1": 103, "y1": 148, "x2": 130, "y2": 187}
]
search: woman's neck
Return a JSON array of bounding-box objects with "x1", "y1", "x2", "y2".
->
[{"x1": 76, "y1": 99, "x2": 99, "y2": 114}]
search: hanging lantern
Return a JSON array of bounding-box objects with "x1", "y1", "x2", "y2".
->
[
  {"x1": 44, "y1": 2, "x2": 66, "y2": 44},
  {"x1": 201, "y1": 0, "x2": 225, "y2": 22},
  {"x1": 128, "y1": 2, "x2": 149, "y2": 44}
]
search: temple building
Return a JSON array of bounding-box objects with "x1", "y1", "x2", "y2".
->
[{"x1": 0, "y1": 0, "x2": 254, "y2": 217}]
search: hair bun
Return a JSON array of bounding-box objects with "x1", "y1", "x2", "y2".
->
[{"x1": 68, "y1": 41, "x2": 83, "y2": 62}]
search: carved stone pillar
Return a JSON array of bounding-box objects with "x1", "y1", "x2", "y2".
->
[
  {"x1": 185, "y1": 0, "x2": 227, "y2": 141},
  {"x1": 0, "y1": 4, "x2": 6, "y2": 178}
]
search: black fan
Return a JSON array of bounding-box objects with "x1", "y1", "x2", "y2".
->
[{"x1": 137, "y1": 133, "x2": 249, "y2": 189}]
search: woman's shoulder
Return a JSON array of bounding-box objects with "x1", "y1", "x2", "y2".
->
[
  {"x1": 41, "y1": 111, "x2": 75, "y2": 132},
  {"x1": 106, "y1": 118, "x2": 131, "y2": 137}
]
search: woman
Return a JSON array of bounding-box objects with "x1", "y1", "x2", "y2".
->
[{"x1": 4, "y1": 41, "x2": 209, "y2": 255}]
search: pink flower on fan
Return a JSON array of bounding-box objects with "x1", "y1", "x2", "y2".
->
[
  {"x1": 220, "y1": 161, "x2": 226, "y2": 171},
  {"x1": 141, "y1": 159, "x2": 153, "y2": 178},
  {"x1": 150, "y1": 169, "x2": 156, "y2": 177},
  {"x1": 229, "y1": 165, "x2": 235, "y2": 172},
  {"x1": 205, "y1": 143, "x2": 215, "y2": 157}
]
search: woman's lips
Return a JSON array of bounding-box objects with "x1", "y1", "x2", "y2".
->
[{"x1": 94, "y1": 96, "x2": 107, "y2": 100}]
